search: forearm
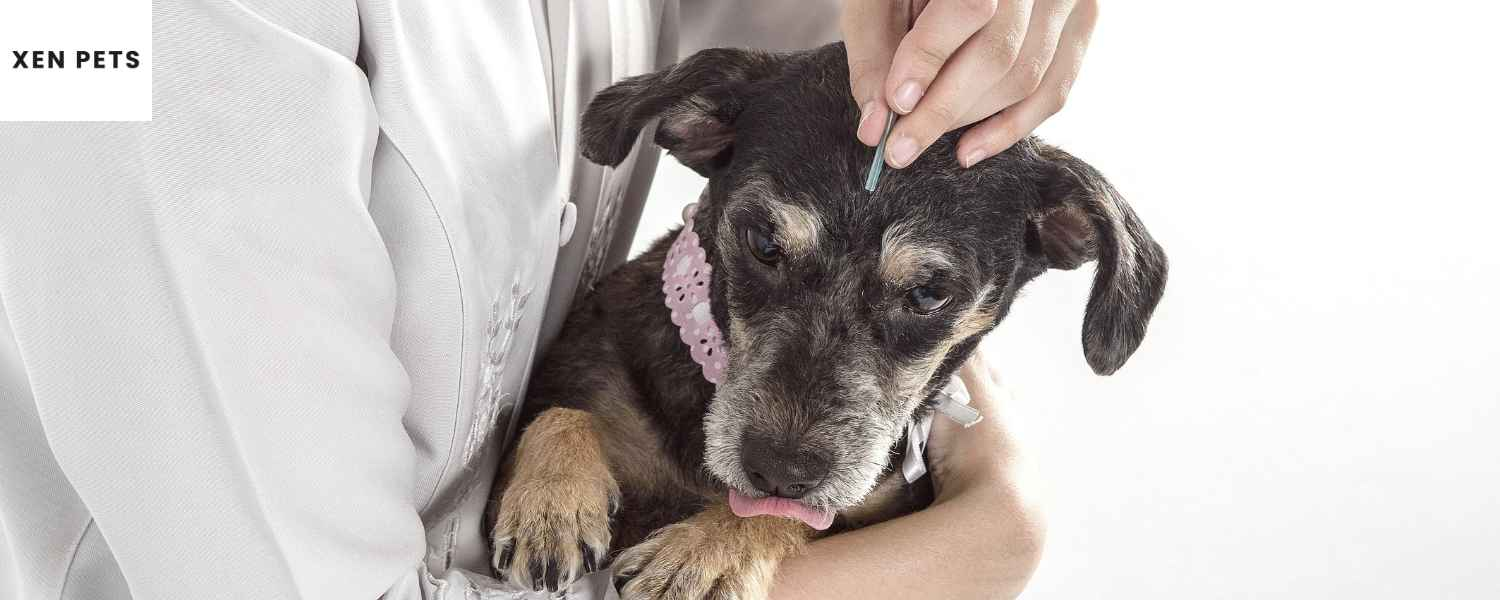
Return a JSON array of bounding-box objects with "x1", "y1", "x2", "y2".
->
[
  {"x1": 770, "y1": 477, "x2": 1045, "y2": 600},
  {"x1": 770, "y1": 352, "x2": 1044, "y2": 600}
]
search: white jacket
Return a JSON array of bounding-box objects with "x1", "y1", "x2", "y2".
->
[{"x1": 0, "y1": 1, "x2": 837, "y2": 599}]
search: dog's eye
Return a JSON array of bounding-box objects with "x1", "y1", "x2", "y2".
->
[
  {"x1": 905, "y1": 285, "x2": 951, "y2": 314},
  {"x1": 745, "y1": 227, "x2": 783, "y2": 265}
]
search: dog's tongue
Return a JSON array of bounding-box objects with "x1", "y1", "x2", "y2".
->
[{"x1": 727, "y1": 489, "x2": 835, "y2": 530}]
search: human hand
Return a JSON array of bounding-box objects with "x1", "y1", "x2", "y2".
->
[
  {"x1": 926, "y1": 346, "x2": 1040, "y2": 507},
  {"x1": 842, "y1": 0, "x2": 1098, "y2": 169}
]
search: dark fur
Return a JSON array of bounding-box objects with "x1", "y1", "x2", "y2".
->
[{"x1": 492, "y1": 43, "x2": 1167, "y2": 598}]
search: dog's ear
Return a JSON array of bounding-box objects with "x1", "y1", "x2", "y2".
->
[
  {"x1": 579, "y1": 48, "x2": 781, "y2": 175},
  {"x1": 1025, "y1": 144, "x2": 1169, "y2": 375}
]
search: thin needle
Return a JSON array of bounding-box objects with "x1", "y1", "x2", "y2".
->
[{"x1": 864, "y1": 112, "x2": 897, "y2": 192}]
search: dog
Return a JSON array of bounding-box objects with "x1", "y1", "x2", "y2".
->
[{"x1": 488, "y1": 42, "x2": 1167, "y2": 600}]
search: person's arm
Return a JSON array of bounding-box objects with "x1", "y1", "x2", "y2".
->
[{"x1": 770, "y1": 349, "x2": 1046, "y2": 600}]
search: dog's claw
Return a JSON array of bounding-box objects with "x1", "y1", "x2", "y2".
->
[
  {"x1": 581, "y1": 540, "x2": 601, "y2": 573},
  {"x1": 490, "y1": 475, "x2": 618, "y2": 592},
  {"x1": 610, "y1": 501, "x2": 814, "y2": 600},
  {"x1": 540, "y1": 558, "x2": 564, "y2": 594},
  {"x1": 531, "y1": 556, "x2": 552, "y2": 591},
  {"x1": 614, "y1": 522, "x2": 773, "y2": 600},
  {"x1": 491, "y1": 538, "x2": 514, "y2": 575}
]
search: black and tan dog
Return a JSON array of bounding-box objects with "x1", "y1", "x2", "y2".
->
[{"x1": 489, "y1": 42, "x2": 1167, "y2": 599}]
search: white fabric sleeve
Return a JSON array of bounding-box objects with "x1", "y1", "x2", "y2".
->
[
  {"x1": 0, "y1": 1, "x2": 519, "y2": 598},
  {"x1": 678, "y1": 0, "x2": 841, "y2": 55}
]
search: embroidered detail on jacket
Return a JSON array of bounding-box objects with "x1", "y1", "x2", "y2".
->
[
  {"x1": 467, "y1": 277, "x2": 533, "y2": 468},
  {"x1": 423, "y1": 275, "x2": 534, "y2": 529}
]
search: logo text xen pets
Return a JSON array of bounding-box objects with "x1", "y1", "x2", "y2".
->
[{"x1": 11, "y1": 50, "x2": 141, "y2": 69}]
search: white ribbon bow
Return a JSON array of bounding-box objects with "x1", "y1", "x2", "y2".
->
[{"x1": 902, "y1": 375, "x2": 985, "y2": 484}]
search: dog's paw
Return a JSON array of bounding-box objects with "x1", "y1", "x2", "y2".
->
[
  {"x1": 612, "y1": 509, "x2": 806, "y2": 600},
  {"x1": 491, "y1": 474, "x2": 619, "y2": 592}
]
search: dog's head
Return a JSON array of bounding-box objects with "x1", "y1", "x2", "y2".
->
[{"x1": 581, "y1": 43, "x2": 1167, "y2": 512}]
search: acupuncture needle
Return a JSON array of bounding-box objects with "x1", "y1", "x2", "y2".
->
[{"x1": 863, "y1": 112, "x2": 897, "y2": 192}]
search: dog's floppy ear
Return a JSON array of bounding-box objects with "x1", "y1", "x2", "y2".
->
[
  {"x1": 579, "y1": 48, "x2": 781, "y2": 175},
  {"x1": 1025, "y1": 144, "x2": 1169, "y2": 375}
]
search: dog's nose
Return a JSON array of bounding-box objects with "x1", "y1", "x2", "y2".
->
[{"x1": 740, "y1": 434, "x2": 830, "y2": 499}]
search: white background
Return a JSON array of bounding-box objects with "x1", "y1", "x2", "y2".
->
[{"x1": 638, "y1": 3, "x2": 1500, "y2": 598}]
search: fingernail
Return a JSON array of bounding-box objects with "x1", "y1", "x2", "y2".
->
[
  {"x1": 961, "y1": 148, "x2": 988, "y2": 168},
  {"x1": 888, "y1": 135, "x2": 919, "y2": 168},
  {"x1": 892, "y1": 81, "x2": 924, "y2": 114},
  {"x1": 858, "y1": 100, "x2": 875, "y2": 132}
]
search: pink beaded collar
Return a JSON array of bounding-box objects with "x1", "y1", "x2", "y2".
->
[{"x1": 662, "y1": 203, "x2": 729, "y2": 384}]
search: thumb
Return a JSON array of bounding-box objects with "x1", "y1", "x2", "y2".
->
[{"x1": 841, "y1": 0, "x2": 906, "y2": 146}]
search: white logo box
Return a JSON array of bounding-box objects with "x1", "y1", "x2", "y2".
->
[{"x1": 0, "y1": 0, "x2": 150, "y2": 121}]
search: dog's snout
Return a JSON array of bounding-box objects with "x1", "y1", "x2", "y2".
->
[{"x1": 740, "y1": 434, "x2": 830, "y2": 499}]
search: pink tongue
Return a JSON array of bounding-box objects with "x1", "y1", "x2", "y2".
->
[{"x1": 728, "y1": 489, "x2": 835, "y2": 530}]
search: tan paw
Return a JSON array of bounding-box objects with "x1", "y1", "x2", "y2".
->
[
  {"x1": 613, "y1": 506, "x2": 807, "y2": 600},
  {"x1": 491, "y1": 473, "x2": 620, "y2": 591}
]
